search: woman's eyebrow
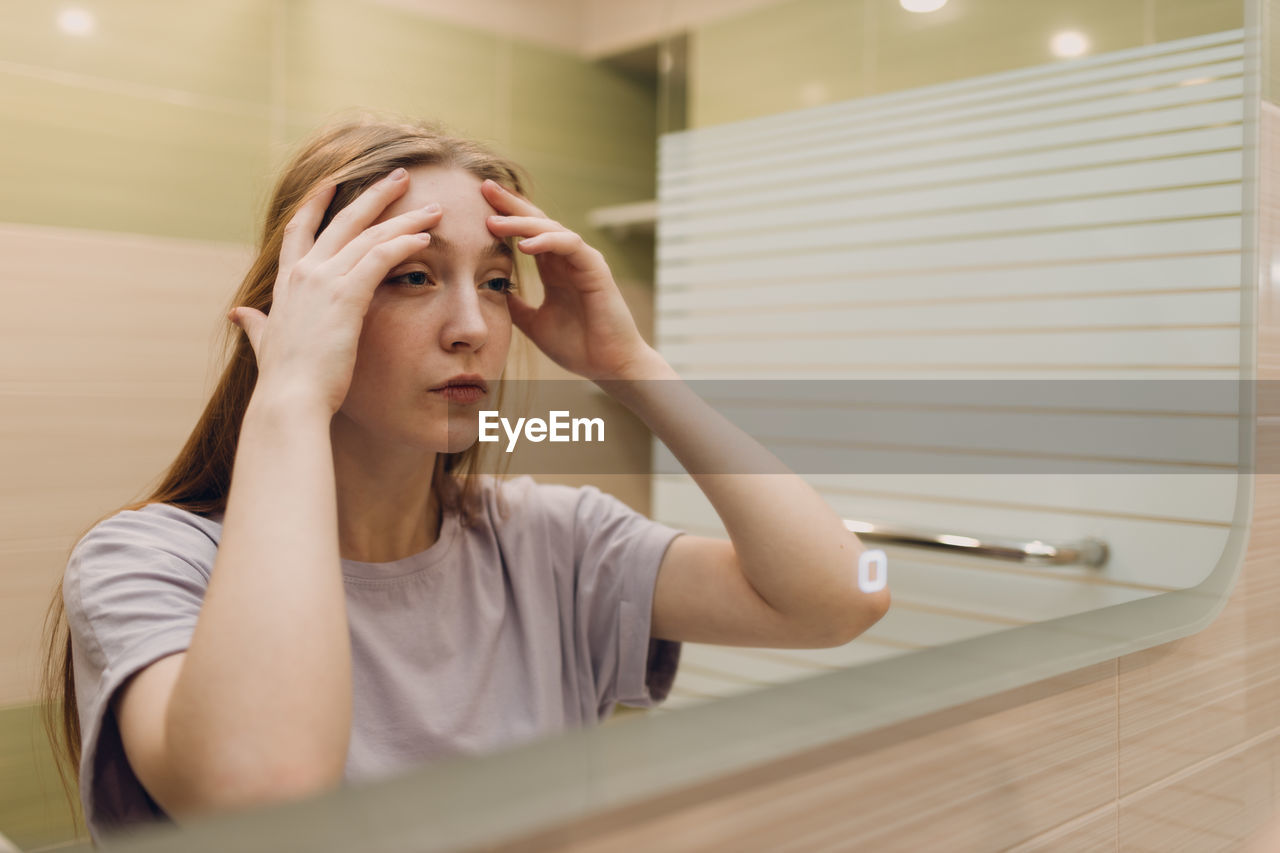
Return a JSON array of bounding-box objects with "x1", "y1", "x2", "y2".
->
[{"x1": 423, "y1": 232, "x2": 514, "y2": 261}]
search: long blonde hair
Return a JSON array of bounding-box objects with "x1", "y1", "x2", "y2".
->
[{"x1": 38, "y1": 113, "x2": 531, "y2": 814}]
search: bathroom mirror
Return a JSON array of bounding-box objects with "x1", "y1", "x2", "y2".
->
[
  {"x1": 649, "y1": 7, "x2": 1254, "y2": 713},
  {"x1": 38, "y1": 1, "x2": 1262, "y2": 850}
]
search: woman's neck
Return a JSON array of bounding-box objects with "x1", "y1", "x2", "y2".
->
[{"x1": 330, "y1": 421, "x2": 440, "y2": 563}]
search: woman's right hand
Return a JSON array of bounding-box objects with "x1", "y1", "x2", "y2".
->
[{"x1": 228, "y1": 167, "x2": 442, "y2": 417}]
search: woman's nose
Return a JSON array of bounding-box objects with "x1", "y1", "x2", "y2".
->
[{"x1": 438, "y1": 282, "x2": 489, "y2": 351}]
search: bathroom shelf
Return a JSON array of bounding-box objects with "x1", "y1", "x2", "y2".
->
[{"x1": 587, "y1": 199, "x2": 656, "y2": 237}]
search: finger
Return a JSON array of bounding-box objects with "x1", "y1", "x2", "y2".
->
[
  {"x1": 504, "y1": 290, "x2": 537, "y2": 333},
  {"x1": 480, "y1": 179, "x2": 547, "y2": 218},
  {"x1": 279, "y1": 183, "x2": 337, "y2": 272},
  {"x1": 486, "y1": 215, "x2": 564, "y2": 239},
  {"x1": 345, "y1": 232, "x2": 434, "y2": 300},
  {"x1": 329, "y1": 203, "x2": 442, "y2": 274},
  {"x1": 516, "y1": 229, "x2": 603, "y2": 273},
  {"x1": 310, "y1": 167, "x2": 412, "y2": 261},
  {"x1": 228, "y1": 306, "x2": 268, "y2": 362}
]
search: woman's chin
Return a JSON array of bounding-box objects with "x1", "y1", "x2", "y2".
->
[
  {"x1": 440, "y1": 421, "x2": 481, "y2": 454},
  {"x1": 443, "y1": 434, "x2": 479, "y2": 454}
]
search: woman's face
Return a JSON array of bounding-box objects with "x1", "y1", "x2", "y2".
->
[{"x1": 336, "y1": 164, "x2": 515, "y2": 454}]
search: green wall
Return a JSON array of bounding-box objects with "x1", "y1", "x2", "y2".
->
[
  {"x1": 0, "y1": 703, "x2": 83, "y2": 849},
  {"x1": 0, "y1": 0, "x2": 656, "y2": 264},
  {"x1": 689, "y1": 0, "x2": 1246, "y2": 128}
]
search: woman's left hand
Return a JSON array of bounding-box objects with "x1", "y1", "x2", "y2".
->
[{"x1": 482, "y1": 179, "x2": 654, "y2": 382}]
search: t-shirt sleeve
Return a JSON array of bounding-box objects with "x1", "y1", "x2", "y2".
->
[
  {"x1": 62, "y1": 505, "x2": 215, "y2": 842},
  {"x1": 566, "y1": 484, "x2": 685, "y2": 719}
]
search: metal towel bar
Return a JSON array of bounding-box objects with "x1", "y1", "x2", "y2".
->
[{"x1": 843, "y1": 519, "x2": 1109, "y2": 567}]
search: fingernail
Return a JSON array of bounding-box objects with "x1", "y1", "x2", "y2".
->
[
  {"x1": 424, "y1": 203, "x2": 441, "y2": 213},
  {"x1": 388, "y1": 167, "x2": 407, "y2": 181},
  {"x1": 490, "y1": 215, "x2": 506, "y2": 221}
]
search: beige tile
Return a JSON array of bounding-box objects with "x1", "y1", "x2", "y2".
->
[
  {"x1": 534, "y1": 663, "x2": 1118, "y2": 853},
  {"x1": 1119, "y1": 733, "x2": 1278, "y2": 852},
  {"x1": 0, "y1": 547, "x2": 71, "y2": 708},
  {"x1": 1117, "y1": 610, "x2": 1278, "y2": 795},
  {"x1": 0, "y1": 225, "x2": 250, "y2": 388},
  {"x1": 1008, "y1": 806, "x2": 1117, "y2": 852},
  {"x1": 0, "y1": 225, "x2": 249, "y2": 704},
  {"x1": 1118, "y1": 472, "x2": 1280, "y2": 794},
  {"x1": 0, "y1": 393, "x2": 211, "y2": 517},
  {"x1": 0, "y1": 396, "x2": 237, "y2": 706}
]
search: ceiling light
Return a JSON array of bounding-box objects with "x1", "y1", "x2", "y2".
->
[
  {"x1": 57, "y1": 7, "x2": 95, "y2": 37},
  {"x1": 900, "y1": 0, "x2": 948, "y2": 12},
  {"x1": 1050, "y1": 30, "x2": 1089, "y2": 58}
]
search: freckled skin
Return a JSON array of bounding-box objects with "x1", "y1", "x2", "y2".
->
[{"x1": 333, "y1": 166, "x2": 514, "y2": 455}]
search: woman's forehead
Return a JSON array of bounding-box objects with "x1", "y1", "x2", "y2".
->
[
  {"x1": 373, "y1": 164, "x2": 504, "y2": 257},
  {"x1": 374, "y1": 165, "x2": 494, "y2": 223}
]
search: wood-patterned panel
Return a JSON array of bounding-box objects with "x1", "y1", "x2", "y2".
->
[
  {"x1": 1006, "y1": 807, "x2": 1118, "y2": 852},
  {"x1": 499, "y1": 663, "x2": 1118, "y2": 853},
  {"x1": 0, "y1": 225, "x2": 250, "y2": 707},
  {"x1": 1118, "y1": 731, "x2": 1278, "y2": 851}
]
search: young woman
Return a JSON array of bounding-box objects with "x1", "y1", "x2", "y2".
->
[{"x1": 41, "y1": 116, "x2": 889, "y2": 843}]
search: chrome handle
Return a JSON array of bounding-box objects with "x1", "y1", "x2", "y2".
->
[{"x1": 843, "y1": 519, "x2": 1109, "y2": 567}]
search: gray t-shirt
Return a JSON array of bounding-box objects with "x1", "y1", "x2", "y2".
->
[{"x1": 63, "y1": 475, "x2": 684, "y2": 842}]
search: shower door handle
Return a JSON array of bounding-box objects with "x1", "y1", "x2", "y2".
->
[{"x1": 843, "y1": 519, "x2": 1109, "y2": 567}]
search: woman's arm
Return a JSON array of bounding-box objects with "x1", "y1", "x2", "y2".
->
[
  {"x1": 599, "y1": 353, "x2": 890, "y2": 646},
  {"x1": 483, "y1": 180, "x2": 888, "y2": 648},
  {"x1": 117, "y1": 390, "x2": 350, "y2": 819}
]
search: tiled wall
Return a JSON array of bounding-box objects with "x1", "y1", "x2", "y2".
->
[
  {"x1": 689, "y1": 0, "x2": 1246, "y2": 128},
  {"x1": 0, "y1": 2, "x2": 657, "y2": 848}
]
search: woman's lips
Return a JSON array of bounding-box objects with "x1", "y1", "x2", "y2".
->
[{"x1": 431, "y1": 385, "x2": 487, "y2": 404}]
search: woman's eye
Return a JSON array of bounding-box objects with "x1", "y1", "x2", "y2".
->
[
  {"x1": 483, "y1": 277, "x2": 515, "y2": 294},
  {"x1": 387, "y1": 270, "x2": 432, "y2": 287}
]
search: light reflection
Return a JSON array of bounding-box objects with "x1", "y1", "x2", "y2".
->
[
  {"x1": 56, "y1": 7, "x2": 94, "y2": 36},
  {"x1": 1051, "y1": 30, "x2": 1090, "y2": 58},
  {"x1": 900, "y1": 0, "x2": 948, "y2": 13}
]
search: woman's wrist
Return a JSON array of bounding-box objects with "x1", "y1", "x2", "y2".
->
[
  {"x1": 246, "y1": 380, "x2": 335, "y2": 429},
  {"x1": 593, "y1": 346, "x2": 680, "y2": 413},
  {"x1": 609, "y1": 345, "x2": 677, "y2": 383}
]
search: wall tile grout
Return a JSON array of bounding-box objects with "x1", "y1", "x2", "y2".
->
[{"x1": 1117, "y1": 724, "x2": 1280, "y2": 808}]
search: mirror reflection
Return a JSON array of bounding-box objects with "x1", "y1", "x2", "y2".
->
[{"x1": 0, "y1": 1, "x2": 1250, "y2": 850}]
